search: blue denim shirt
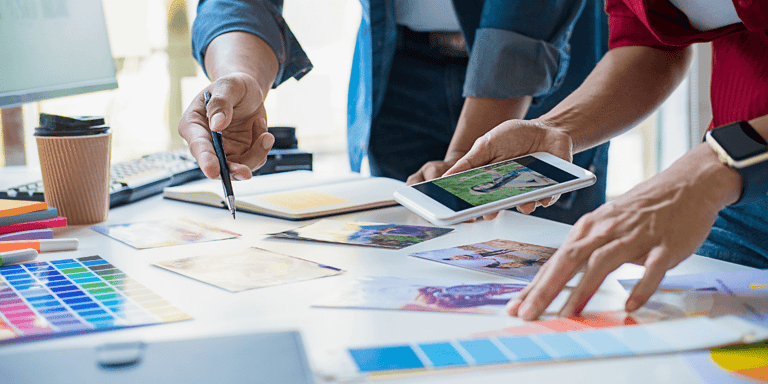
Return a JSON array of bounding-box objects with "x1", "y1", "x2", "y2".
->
[{"x1": 192, "y1": 0, "x2": 587, "y2": 171}]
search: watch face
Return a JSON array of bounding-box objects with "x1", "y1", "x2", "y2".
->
[{"x1": 710, "y1": 121, "x2": 768, "y2": 161}]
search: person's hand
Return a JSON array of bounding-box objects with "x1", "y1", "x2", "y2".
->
[
  {"x1": 178, "y1": 72, "x2": 275, "y2": 181},
  {"x1": 444, "y1": 119, "x2": 573, "y2": 219},
  {"x1": 506, "y1": 144, "x2": 741, "y2": 320},
  {"x1": 406, "y1": 153, "x2": 465, "y2": 185}
]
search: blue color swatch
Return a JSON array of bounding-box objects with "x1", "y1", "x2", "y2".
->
[
  {"x1": 349, "y1": 346, "x2": 424, "y2": 372},
  {"x1": 498, "y1": 336, "x2": 551, "y2": 361},
  {"x1": 535, "y1": 333, "x2": 593, "y2": 359},
  {"x1": 0, "y1": 256, "x2": 190, "y2": 344},
  {"x1": 418, "y1": 343, "x2": 466, "y2": 367},
  {"x1": 458, "y1": 339, "x2": 510, "y2": 365}
]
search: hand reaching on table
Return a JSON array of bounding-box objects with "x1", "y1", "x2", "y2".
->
[
  {"x1": 178, "y1": 72, "x2": 275, "y2": 181},
  {"x1": 505, "y1": 144, "x2": 741, "y2": 320}
]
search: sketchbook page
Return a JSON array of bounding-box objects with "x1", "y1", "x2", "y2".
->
[
  {"x1": 237, "y1": 177, "x2": 406, "y2": 219},
  {"x1": 162, "y1": 171, "x2": 366, "y2": 207}
]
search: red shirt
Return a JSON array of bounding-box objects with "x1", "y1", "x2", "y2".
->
[{"x1": 606, "y1": 0, "x2": 768, "y2": 128}]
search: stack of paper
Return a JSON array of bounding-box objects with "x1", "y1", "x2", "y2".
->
[{"x1": 0, "y1": 199, "x2": 66, "y2": 241}]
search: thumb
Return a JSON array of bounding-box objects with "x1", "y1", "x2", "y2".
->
[
  {"x1": 205, "y1": 79, "x2": 247, "y2": 133},
  {"x1": 443, "y1": 135, "x2": 494, "y2": 176},
  {"x1": 204, "y1": 91, "x2": 234, "y2": 133}
]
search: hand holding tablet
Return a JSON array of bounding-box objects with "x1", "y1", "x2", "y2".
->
[{"x1": 394, "y1": 153, "x2": 595, "y2": 225}]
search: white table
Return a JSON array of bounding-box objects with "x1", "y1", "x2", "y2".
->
[{"x1": 0, "y1": 167, "x2": 754, "y2": 383}]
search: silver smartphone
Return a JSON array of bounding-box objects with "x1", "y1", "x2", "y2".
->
[{"x1": 394, "y1": 152, "x2": 596, "y2": 226}]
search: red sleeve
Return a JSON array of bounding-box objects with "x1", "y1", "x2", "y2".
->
[
  {"x1": 605, "y1": 0, "x2": 681, "y2": 51},
  {"x1": 731, "y1": 0, "x2": 768, "y2": 32}
]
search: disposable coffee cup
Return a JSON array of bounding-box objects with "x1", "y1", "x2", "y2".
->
[{"x1": 35, "y1": 115, "x2": 112, "y2": 225}]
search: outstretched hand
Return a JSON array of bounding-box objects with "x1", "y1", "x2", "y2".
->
[
  {"x1": 444, "y1": 119, "x2": 573, "y2": 219},
  {"x1": 178, "y1": 72, "x2": 275, "y2": 181},
  {"x1": 506, "y1": 144, "x2": 738, "y2": 320}
]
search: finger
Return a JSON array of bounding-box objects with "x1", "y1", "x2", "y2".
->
[
  {"x1": 482, "y1": 211, "x2": 500, "y2": 221},
  {"x1": 444, "y1": 157, "x2": 473, "y2": 177},
  {"x1": 541, "y1": 194, "x2": 560, "y2": 208},
  {"x1": 516, "y1": 202, "x2": 537, "y2": 215},
  {"x1": 558, "y1": 236, "x2": 647, "y2": 317},
  {"x1": 507, "y1": 262, "x2": 551, "y2": 315},
  {"x1": 179, "y1": 94, "x2": 220, "y2": 179},
  {"x1": 514, "y1": 225, "x2": 608, "y2": 320},
  {"x1": 514, "y1": 214, "x2": 598, "y2": 315},
  {"x1": 424, "y1": 163, "x2": 449, "y2": 181},
  {"x1": 206, "y1": 80, "x2": 247, "y2": 133},
  {"x1": 444, "y1": 136, "x2": 493, "y2": 176},
  {"x1": 406, "y1": 171, "x2": 425, "y2": 185},
  {"x1": 228, "y1": 162, "x2": 252, "y2": 181},
  {"x1": 625, "y1": 246, "x2": 671, "y2": 313}
]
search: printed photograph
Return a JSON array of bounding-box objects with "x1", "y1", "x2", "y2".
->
[
  {"x1": 410, "y1": 239, "x2": 557, "y2": 281},
  {"x1": 92, "y1": 218, "x2": 240, "y2": 249},
  {"x1": 154, "y1": 246, "x2": 344, "y2": 292},
  {"x1": 432, "y1": 159, "x2": 557, "y2": 206},
  {"x1": 270, "y1": 219, "x2": 454, "y2": 249},
  {"x1": 314, "y1": 276, "x2": 527, "y2": 316}
]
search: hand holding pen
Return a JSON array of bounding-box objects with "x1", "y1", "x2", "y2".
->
[
  {"x1": 204, "y1": 91, "x2": 237, "y2": 219},
  {"x1": 178, "y1": 74, "x2": 275, "y2": 182}
]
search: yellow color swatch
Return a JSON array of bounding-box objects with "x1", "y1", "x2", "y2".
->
[
  {"x1": 750, "y1": 284, "x2": 768, "y2": 290},
  {"x1": 711, "y1": 342, "x2": 768, "y2": 381},
  {"x1": 256, "y1": 190, "x2": 349, "y2": 210}
]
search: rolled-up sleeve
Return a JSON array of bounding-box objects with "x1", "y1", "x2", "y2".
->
[
  {"x1": 192, "y1": 0, "x2": 313, "y2": 87},
  {"x1": 463, "y1": 0, "x2": 585, "y2": 104}
]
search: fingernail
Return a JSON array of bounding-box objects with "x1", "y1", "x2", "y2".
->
[
  {"x1": 210, "y1": 112, "x2": 225, "y2": 131},
  {"x1": 233, "y1": 174, "x2": 246, "y2": 181},
  {"x1": 506, "y1": 299, "x2": 521, "y2": 314},
  {"x1": 262, "y1": 134, "x2": 275, "y2": 150},
  {"x1": 260, "y1": 117, "x2": 267, "y2": 129},
  {"x1": 518, "y1": 301, "x2": 534, "y2": 319}
]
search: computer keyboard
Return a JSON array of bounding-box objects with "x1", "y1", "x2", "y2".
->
[{"x1": 1, "y1": 149, "x2": 205, "y2": 207}]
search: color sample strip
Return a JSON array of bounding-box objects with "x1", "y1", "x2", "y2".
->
[
  {"x1": 0, "y1": 256, "x2": 190, "y2": 344},
  {"x1": 349, "y1": 345, "x2": 424, "y2": 372},
  {"x1": 417, "y1": 342, "x2": 467, "y2": 367},
  {"x1": 469, "y1": 310, "x2": 641, "y2": 339},
  {"x1": 347, "y1": 317, "x2": 749, "y2": 374}
]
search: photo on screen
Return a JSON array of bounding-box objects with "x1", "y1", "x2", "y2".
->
[{"x1": 431, "y1": 159, "x2": 557, "y2": 207}]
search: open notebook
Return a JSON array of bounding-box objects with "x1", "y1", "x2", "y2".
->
[{"x1": 163, "y1": 171, "x2": 405, "y2": 220}]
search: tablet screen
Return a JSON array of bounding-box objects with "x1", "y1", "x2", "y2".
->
[{"x1": 412, "y1": 156, "x2": 578, "y2": 212}]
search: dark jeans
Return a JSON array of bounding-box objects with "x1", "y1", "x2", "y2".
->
[
  {"x1": 368, "y1": 36, "x2": 609, "y2": 225},
  {"x1": 697, "y1": 201, "x2": 768, "y2": 268}
]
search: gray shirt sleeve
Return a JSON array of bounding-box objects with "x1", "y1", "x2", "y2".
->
[
  {"x1": 463, "y1": 0, "x2": 586, "y2": 103},
  {"x1": 191, "y1": 0, "x2": 313, "y2": 87}
]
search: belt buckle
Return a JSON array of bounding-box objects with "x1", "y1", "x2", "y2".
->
[{"x1": 427, "y1": 32, "x2": 467, "y2": 58}]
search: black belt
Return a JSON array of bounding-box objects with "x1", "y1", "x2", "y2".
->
[{"x1": 397, "y1": 25, "x2": 469, "y2": 60}]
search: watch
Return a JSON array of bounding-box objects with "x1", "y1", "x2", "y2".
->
[{"x1": 705, "y1": 121, "x2": 768, "y2": 206}]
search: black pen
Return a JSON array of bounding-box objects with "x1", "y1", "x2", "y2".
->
[{"x1": 204, "y1": 91, "x2": 236, "y2": 219}]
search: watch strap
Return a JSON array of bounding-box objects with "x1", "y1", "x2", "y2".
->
[{"x1": 732, "y1": 160, "x2": 768, "y2": 206}]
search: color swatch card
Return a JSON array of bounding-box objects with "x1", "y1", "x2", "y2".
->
[
  {"x1": 410, "y1": 239, "x2": 557, "y2": 281},
  {"x1": 684, "y1": 341, "x2": 768, "y2": 383},
  {"x1": 316, "y1": 316, "x2": 766, "y2": 380},
  {"x1": 0, "y1": 199, "x2": 48, "y2": 218},
  {"x1": 92, "y1": 218, "x2": 240, "y2": 249},
  {"x1": 0, "y1": 256, "x2": 190, "y2": 344},
  {"x1": 619, "y1": 270, "x2": 768, "y2": 327},
  {"x1": 270, "y1": 220, "x2": 454, "y2": 249},
  {"x1": 314, "y1": 276, "x2": 526, "y2": 316},
  {"x1": 153, "y1": 247, "x2": 344, "y2": 292}
]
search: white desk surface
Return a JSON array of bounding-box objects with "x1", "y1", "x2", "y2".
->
[{"x1": 0, "y1": 167, "x2": 755, "y2": 383}]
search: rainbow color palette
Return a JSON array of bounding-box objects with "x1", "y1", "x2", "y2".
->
[
  {"x1": 343, "y1": 316, "x2": 767, "y2": 376},
  {"x1": 0, "y1": 256, "x2": 190, "y2": 344}
]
